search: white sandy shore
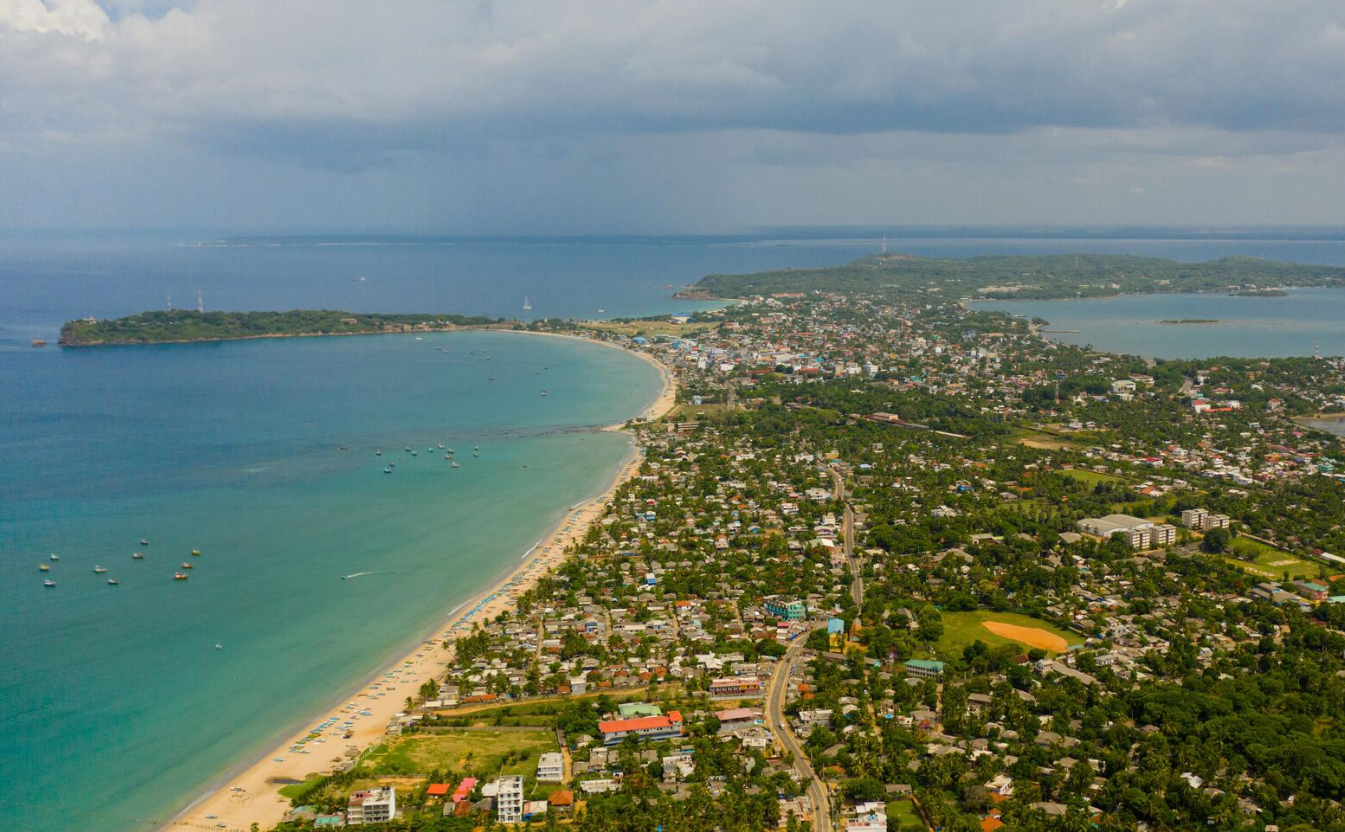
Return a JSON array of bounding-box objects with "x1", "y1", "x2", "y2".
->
[{"x1": 163, "y1": 334, "x2": 674, "y2": 832}]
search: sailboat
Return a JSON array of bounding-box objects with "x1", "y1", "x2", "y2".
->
[{"x1": 522, "y1": 296, "x2": 532, "y2": 312}]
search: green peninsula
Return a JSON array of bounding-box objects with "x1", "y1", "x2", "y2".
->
[
  {"x1": 679, "y1": 252, "x2": 1345, "y2": 300},
  {"x1": 59, "y1": 310, "x2": 504, "y2": 346}
]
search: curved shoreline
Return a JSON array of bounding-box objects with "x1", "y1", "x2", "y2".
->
[{"x1": 162, "y1": 333, "x2": 673, "y2": 832}]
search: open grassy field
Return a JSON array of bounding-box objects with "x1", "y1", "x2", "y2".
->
[
  {"x1": 585, "y1": 320, "x2": 716, "y2": 338},
  {"x1": 886, "y1": 799, "x2": 925, "y2": 830},
  {"x1": 434, "y1": 689, "x2": 653, "y2": 725},
  {"x1": 1223, "y1": 538, "x2": 1336, "y2": 581},
  {"x1": 936, "y1": 610, "x2": 1082, "y2": 656},
  {"x1": 1060, "y1": 467, "x2": 1127, "y2": 485},
  {"x1": 361, "y1": 729, "x2": 557, "y2": 782},
  {"x1": 667, "y1": 402, "x2": 732, "y2": 422},
  {"x1": 1013, "y1": 426, "x2": 1081, "y2": 450}
]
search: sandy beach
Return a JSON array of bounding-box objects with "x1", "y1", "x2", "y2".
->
[{"x1": 163, "y1": 336, "x2": 674, "y2": 832}]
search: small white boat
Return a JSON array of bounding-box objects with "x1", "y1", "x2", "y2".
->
[
  {"x1": 93, "y1": 565, "x2": 107, "y2": 574},
  {"x1": 39, "y1": 564, "x2": 49, "y2": 572},
  {"x1": 451, "y1": 461, "x2": 460, "y2": 468},
  {"x1": 49, "y1": 553, "x2": 59, "y2": 562},
  {"x1": 140, "y1": 539, "x2": 149, "y2": 546},
  {"x1": 376, "y1": 450, "x2": 382, "y2": 456},
  {"x1": 107, "y1": 578, "x2": 119, "y2": 586},
  {"x1": 132, "y1": 552, "x2": 144, "y2": 559},
  {"x1": 44, "y1": 580, "x2": 56, "y2": 587},
  {"x1": 384, "y1": 467, "x2": 392, "y2": 474}
]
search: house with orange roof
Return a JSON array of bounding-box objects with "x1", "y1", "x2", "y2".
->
[{"x1": 598, "y1": 710, "x2": 684, "y2": 744}]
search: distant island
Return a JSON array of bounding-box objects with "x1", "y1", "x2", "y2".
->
[
  {"x1": 677, "y1": 252, "x2": 1345, "y2": 301},
  {"x1": 1158, "y1": 318, "x2": 1222, "y2": 325},
  {"x1": 59, "y1": 310, "x2": 506, "y2": 346},
  {"x1": 1233, "y1": 288, "x2": 1290, "y2": 297}
]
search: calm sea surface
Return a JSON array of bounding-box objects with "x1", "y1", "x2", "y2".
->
[
  {"x1": 970, "y1": 288, "x2": 1345, "y2": 359},
  {"x1": 4, "y1": 231, "x2": 1345, "y2": 832}
]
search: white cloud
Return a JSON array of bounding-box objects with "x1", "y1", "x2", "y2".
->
[{"x1": 0, "y1": 0, "x2": 109, "y2": 38}]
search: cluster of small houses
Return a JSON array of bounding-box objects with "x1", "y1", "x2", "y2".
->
[{"x1": 291, "y1": 305, "x2": 1345, "y2": 828}]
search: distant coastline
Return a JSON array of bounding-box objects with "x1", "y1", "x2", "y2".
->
[
  {"x1": 678, "y1": 251, "x2": 1345, "y2": 302},
  {"x1": 1158, "y1": 318, "x2": 1222, "y2": 325},
  {"x1": 59, "y1": 310, "x2": 507, "y2": 347}
]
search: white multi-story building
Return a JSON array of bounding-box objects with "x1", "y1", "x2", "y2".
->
[
  {"x1": 1150, "y1": 523, "x2": 1178, "y2": 546},
  {"x1": 1182, "y1": 508, "x2": 1231, "y2": 531},
  {"x1": 1181, "y1": 508, "x2": 1208, "y2": 529},
  {"x1": 348, "y1": 787, "x2": 396, "y2": 826},
  {"x1": 536, "y1": 752, "x2": 565, "y2": 783},
  {"x1": 495, "y1": 775, "x2": 525, "y2": 823}
]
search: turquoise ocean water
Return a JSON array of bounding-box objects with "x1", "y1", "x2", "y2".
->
[
  {"x1": 5, "y1": 230, "x2": 1345, "y2": 832},
  {"x1": 1, "y1": 331, "x2": 659, "y2": 831}
]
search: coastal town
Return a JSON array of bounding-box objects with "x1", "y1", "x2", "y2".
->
[{"x1": 175, "y1": 264, "x2": 1345, "y2": 832}]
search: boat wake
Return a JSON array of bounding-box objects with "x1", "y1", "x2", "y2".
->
[{"x1": 341, "y1": 571, "x2": 378, "y2": 580}]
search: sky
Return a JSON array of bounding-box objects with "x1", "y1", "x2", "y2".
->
[{"x1": 2, "y1": 0, "x2": 1345, "y2": 233}]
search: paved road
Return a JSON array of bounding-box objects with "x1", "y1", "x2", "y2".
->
[
  {"x1": 829, "y1": 467, "x2": 863, "y2": 607},
  {"x1": 767, "y1": 632, "x2": 832, "y2": 832}
]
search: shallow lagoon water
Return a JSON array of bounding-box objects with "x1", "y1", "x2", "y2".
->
[{"x1": 971, "y1": 287, "x2": 1345, "y2": 359}]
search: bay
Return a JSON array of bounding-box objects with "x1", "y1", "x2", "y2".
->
[
  {"x1": 970, "y1": 287, "x2": 1345, "y2": 359},
  {"x1": 5, "y1": 229, "x2": 1345, "y2": 832}
]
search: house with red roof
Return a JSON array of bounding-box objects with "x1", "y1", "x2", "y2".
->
[{"x1": 598, "y1": 710, "x2": 684, "y2": 744}]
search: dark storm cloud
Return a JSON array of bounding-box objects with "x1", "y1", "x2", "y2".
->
[{"x1": 2, "y1": 0, "x2": 1344, "y2": 228}]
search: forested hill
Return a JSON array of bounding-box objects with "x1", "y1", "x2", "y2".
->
[
  {"x1": 59, "y1": 310, "x2": 504, "y2": 346},
  {"x1": 680, "y1": 253, "x2": 1345, "y2": 300}
]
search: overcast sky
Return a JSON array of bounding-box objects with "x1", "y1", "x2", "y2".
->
[{"x1": 3, "y1": 0, "x2": 1344, "y2": 232}]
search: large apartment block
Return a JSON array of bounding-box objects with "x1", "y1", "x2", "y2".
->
[
  {"x1": 1078, "y1": 514, "x2": 1177, "y2": 550},
  {"x1": 1181, "y1": 508, "x2": 1231, "y2": 531}
]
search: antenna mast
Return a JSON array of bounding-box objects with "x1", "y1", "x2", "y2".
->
[
  {"x1": 167, "y1": 294, "x2": 172, "y2": 313},
  {"x1": 197, "y1": 289, "x2": 204, "y2": 313}
]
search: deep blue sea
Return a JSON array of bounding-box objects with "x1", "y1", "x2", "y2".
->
[{"x1": 3, "y1": 230, "x2": 1345, "y2": 832}]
